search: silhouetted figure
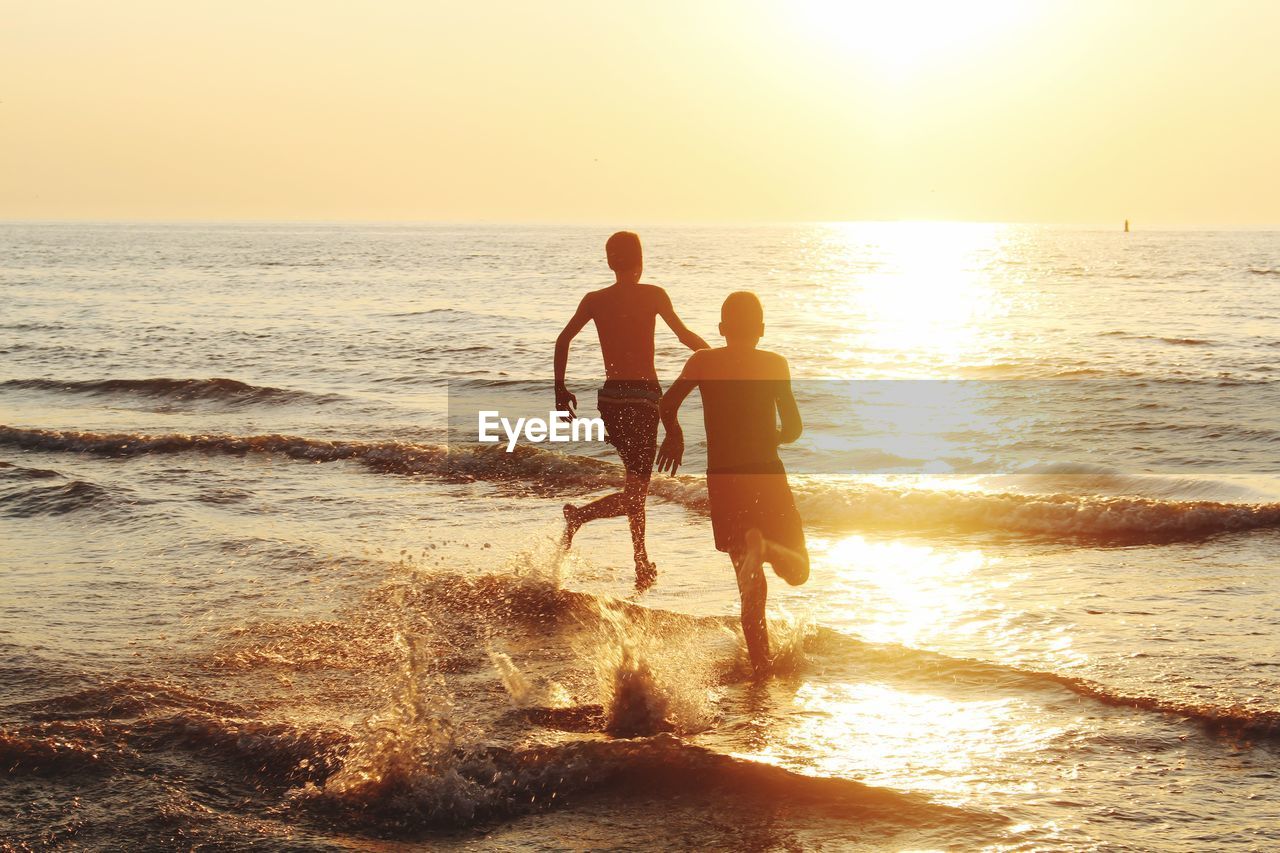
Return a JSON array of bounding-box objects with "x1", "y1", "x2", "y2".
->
[
  {"x1": 555, "y1": 231, "x2": 709, "y2": 589},
  {"x1": 656, "y1": 291, "x2": 809, "y2": 676}
]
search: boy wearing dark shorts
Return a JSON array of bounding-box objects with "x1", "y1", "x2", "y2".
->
[
  {"x1": 656, "y1": 291, "x2": 809, "y2": 675},
  {"x1": 554, "y1": 231, "x2": 708, "y2": 589}
]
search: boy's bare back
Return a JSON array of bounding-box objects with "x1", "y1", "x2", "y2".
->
[
  {"x1": 580, "y1": 283, "x2": 682, "y2": 383},
  {"x1": 683, "y1": 346, "x2": 796, "y2": 474}
]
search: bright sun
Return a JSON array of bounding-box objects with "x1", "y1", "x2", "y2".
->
[{"x1": 793, "y1": 0, "x2": 1037, "y2": 75}]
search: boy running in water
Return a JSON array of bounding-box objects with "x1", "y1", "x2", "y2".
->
[
  {"x1": 655, "y1": 291, "x2": 809, "y2": 675},
  {"x1": 555, "y1": 231, "x2": 708, "y2": 589}
]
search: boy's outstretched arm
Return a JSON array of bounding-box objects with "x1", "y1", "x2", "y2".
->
[
  {"x1": 554, "y1": 295, "x2": 593, "y2": 415},
  {"x1": 776, "y1": 358, "x2": 803, "y2": 445},
  {"x1": 656, "y1": 356, "x2": 700, "y2": 476},
  {"x1": 656, "y1": 289, "x2": 710, "y2": 352}
]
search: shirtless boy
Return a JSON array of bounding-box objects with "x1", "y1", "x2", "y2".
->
[
  {"x1": 655, "y1": 291, "x2": 809, "y2": 675},
  {"x1": 555, "y1": 231, "x2": 708, "y2": 589}
]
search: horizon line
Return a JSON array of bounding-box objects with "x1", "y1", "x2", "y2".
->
[{"x1": 3, "y1": 217, "x2": 1280, "y2": 231}]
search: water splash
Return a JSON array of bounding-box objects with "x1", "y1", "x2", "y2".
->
[
  {"x1": 767, "y1": 609, "x2": 815, "y2": 677},
  {"x1": 290, "y1": 584, "x2": 488, "y2": 828},
  {"x1": 487, "y1": 650, "x2": 570, "y2": 709},
  {"x1": 587, "y1": 598, "x2": 719, "y2": 737},
  {"x1": 505, "y1": 533, "x2": 570, "y2": 591}
]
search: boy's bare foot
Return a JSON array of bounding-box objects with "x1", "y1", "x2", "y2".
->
[
  {"x1": 562, "y1": 504, "x2": 582, "y2": 548},
  {"x1": 635, "y1": 559, "x2": 658, "y2": 591}
]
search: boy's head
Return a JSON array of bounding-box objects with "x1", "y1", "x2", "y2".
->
[
  {"x1": 606, "y1": 231, "x2": 643, "y2": 278},
  {"x1": 719, "y1": 291, "x2": 764, "y2": 346}
]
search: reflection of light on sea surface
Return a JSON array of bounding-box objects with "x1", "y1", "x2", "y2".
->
[
  {"x1": 818, "y1": 535, "x2": 991, "y2": 647},
  {"x1": 811, "y1": 222, "x2": 1018, "y2": 376},
  {"x1": 799, "y1": 380, "x2": 1044, "y2": 476},
  {"x1": 848, "y1": 380, "x2": 1006, "y2": 472},
  {"x1": 809, "y1": 533, "x2": 1087, "y2": 670},
  {"x1": 741, "y1": 682, "x2": 1064, "y2": 802}
]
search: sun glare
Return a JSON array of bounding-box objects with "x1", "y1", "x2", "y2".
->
[
  {"x1": 793, "y1": 0, "x2": 1037, "y2": 75},
  {"x1": 811, "y1": 222, "x2": 1015, "y2": 376}
]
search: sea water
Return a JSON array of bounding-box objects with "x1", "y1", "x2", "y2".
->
[{"x1": 2, "y1": 222, "x2": 1278, "y2": 849}]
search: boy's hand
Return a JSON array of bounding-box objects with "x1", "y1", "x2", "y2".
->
[
  {"x1": 555, "y1": 385, "x2": 577, "y2": 418},
  {"x1": 655, "y1": 431, "x2": 684, "y2": 476}
]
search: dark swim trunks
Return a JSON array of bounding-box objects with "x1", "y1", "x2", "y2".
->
[
  {"x1": 707, "y1": 459, "x2": 806, "y2": 556},
  {"x1": 597, "y1": 379, "x2": 661, "y2": 478}
]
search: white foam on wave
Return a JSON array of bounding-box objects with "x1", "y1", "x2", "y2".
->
[{"x1": 5, "y1": 425, "x2": 1280, "y2": 543}]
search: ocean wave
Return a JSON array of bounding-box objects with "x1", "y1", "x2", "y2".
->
[
  {"x1": 0, "y1": 479, "x2": 113, "y2": 517},
  {"x1": 5, "y1": 426, "x2": 1280, "y2": 544},
  {"x1": 0, "y1": 709, "x2": 343, "y2": 784},
  {"x1": 0, "y1": 472, "x2": 128, "y2": 518},
  {"x1": 1042, "y1": 671, "x2": 1280, "y2": 742},
  {"x1": 0, "y1": 425, "x2": 618, "y2": 486},
  {"x1": 9, "y1": 569, "x2": 1276, "y2": 844},
  {"x1": 0, "y1": 460, "x2": 60, "y2": 480},
  {"x1": 984, "y1": 463, "x2": 1276, "y2": 502},
  {"x1": 217, "y1": 565, "x2": 1280, "y2": 750},
  {"x1": 483, "y1": 574, "x2": 1280, "y2": 745},
  {"x1": 9, "y1": 679, "x2": 250, "y2": 722},
  {"x1": 0, "y1": 712, "x2": 975, "y2": 832},
  {"x1": 1100, "y1": 331, "x2": 1215, "y2": 346},
  {"x1": 298, "y1": 733, "x2": 985, "y2": 831},
  {"x1": 0, "y1": 377, "x2": 340, "y2": 406},
  {"x1": 807, "y1": 627, "x2": 1280, "y2": 744},
  {"x1": 0, "y1": 727, "x2": 119, "y2": 776},
  {"x1": 0, "y1": 321, "x2": 64, "y2": 332},
  {"x1": 4, "y1": 646, "x2": 978, "y2": 832},
  {"x1": 791, "y1": 480, "x2": 1280, "y2": 544}
]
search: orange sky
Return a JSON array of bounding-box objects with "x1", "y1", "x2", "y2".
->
[{"x1": 3, "y1": 1, "x2": 1278, "y2": 225}]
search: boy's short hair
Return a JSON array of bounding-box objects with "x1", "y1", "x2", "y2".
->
[
  {"x1": 721, "y1": 291, "x2": 764, "y2": 331},
  {"x1": 606, "y1": 231, "x2": 642, "y2": 272}
]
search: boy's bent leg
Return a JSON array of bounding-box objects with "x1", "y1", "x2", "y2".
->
[
  {"x1": 732, "y1": 535, "x2": 770, "y2": 676},
  {"x1": 755, "y1": 531, "x2": 810, "y2": 586},
  {"x1": 746, "y1": 474, "x2": 809, "y2": 586}
]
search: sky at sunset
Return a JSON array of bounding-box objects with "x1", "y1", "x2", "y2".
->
[{"x1": 3, "y1": 0, "x2": 1278, "y2": 225}]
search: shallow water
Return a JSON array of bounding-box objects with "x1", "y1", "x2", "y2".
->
[{"x1": 2, "y1": 222, "x2": 1278, "y2": 850}]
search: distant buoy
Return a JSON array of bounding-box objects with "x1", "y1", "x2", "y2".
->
[{"x1": 1124, "y1": 219, "x2": 1130, "y2": 233}]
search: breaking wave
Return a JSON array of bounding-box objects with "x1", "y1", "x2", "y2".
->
[
  {"x1": 4, "y1": 426, "x2": 1280, "y2": 544},
  {"x1": 808, "y1": 628, "x2": 1280, "y2": 744},
  {"x1": 788, "y1": 479, "x2": 1280, "y2": 544},
  {"x1": 0, "y1": 585, "x2": 979, "y2": 838},
  {"x1": 0, "y1": 377, "x2": 339, "y2": 406},
  {"x1": 1, "y1": 713, "x2": 973, "y2": 833}
]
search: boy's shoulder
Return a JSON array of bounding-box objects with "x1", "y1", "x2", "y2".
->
[
  {"x1": 639, "y1": 282, "x2": 669, "y2": 303},
  {"x1": 681, "y1": 345, "x2": 718, "y2": 376},
  {"x1": 756, "y1": 349, "x2": 790, "y2": 379},
  {"x1": 586, "y1": 282, "x2": 667, "y2": 302},
  {"x1": 687, "y1": 346, "x2": 789, "y2": 378}
]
